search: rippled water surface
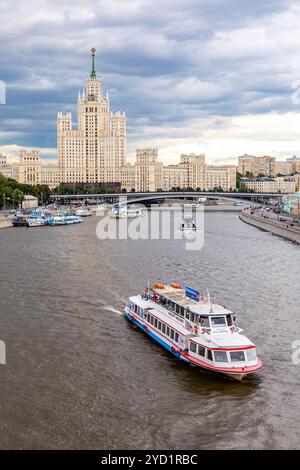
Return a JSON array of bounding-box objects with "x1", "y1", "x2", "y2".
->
[{"x1": 0, "y1": 213, "x2": 299, "y2": 449}]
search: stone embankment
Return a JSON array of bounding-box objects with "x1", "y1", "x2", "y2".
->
[{"x1": 240, "y1": 208, "x2": 300, "y2": 244}]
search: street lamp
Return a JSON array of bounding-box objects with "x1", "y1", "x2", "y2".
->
[{"x1": 3, "y1": 195, "x2": 21, "y2": 211}]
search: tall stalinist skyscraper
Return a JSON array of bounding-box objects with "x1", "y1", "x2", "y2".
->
[{"x1": 57, "y1": 48, "x2": 126, "y2": 184}]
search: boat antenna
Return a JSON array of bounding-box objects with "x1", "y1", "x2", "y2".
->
[{"x1": 207, "y1": 289, "x2": 213, "y2": 313}]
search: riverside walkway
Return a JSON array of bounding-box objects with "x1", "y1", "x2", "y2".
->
[{"x1": 240, "y1": 208, "x2": 300, "y2": 244}]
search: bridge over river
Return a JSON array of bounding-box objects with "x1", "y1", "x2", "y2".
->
[{"x1": 50, "y1": 191, "x2": 282, "y2": 206}]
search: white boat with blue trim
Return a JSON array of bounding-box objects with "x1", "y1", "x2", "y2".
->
[
  {"x1": 124, "y1": 282, "x2": 262, "y2": 381},
  {"x1": 111, "y1": 205, "x2": 143, "y2": 219}
]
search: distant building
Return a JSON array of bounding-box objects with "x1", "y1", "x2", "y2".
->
[
  {"x1": 58, "y1": 48, "x2": 126, "y2": 185},
  {"x1": 273, "y1": 161, "x2": 293, "y2": 176},
  {"x1": 238, "y1": 154, "x2": 256, "y2": 176},
  {"x1": 241, "y1": 177, "x2": 295, "y2": 193},
  {"x1": 0, "y1": 153, "x2": 7, "y2": 166},
  {"x1": 291, "y1": 174, "x2": 300, "y2": 192},
  {"x1": 120, "y1": 151, "x2": 237, "y2": 192},
  {"x1": 134, "y1": 149, "x2": 163, "y2": 192},
  {"x1": 4, "y1": 148, "x2": 60, "y2": 189},
  {"x1": 22, "y1": 195, "x2": 38, "y2": 210},
  {"x1": 18, "y1": 148, "x2": 41, "y2": 185},
  {"x1": 206, "y1": 165, "x2": 237, "y2": 191},
  {"x1": 162, "y1": 165, "x2": 188, "y2": 191},
  {"x1": 286, "y1": 156, "x2": 300, "y2": 174},
  {"x1": 238, "y1": 155, "x2": 276, "y2": 177}
]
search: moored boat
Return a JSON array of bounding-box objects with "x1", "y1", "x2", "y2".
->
[
  {"x1": 26, "y1": 216, "x2": 48, "y2": 227},
  {"x1": 110, "y1": 205, "x2": 143, "y2": 219},
  {"x1": 12, "y1": 214, "x2": 28, "y2": 227},
  {"x1": 124, "y1": 282, "x2": 262, "y2": 381},
  {"x1": 48, "y1": 215, "x2": 83, "y2": 226},
  {"x1": 75, "y1": 208, "x2": 92, "y2": 217}
]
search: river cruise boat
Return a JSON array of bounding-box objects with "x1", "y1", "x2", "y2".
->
[{"x1": 124, "y1": 282, "x2": 262, "y2": 381}]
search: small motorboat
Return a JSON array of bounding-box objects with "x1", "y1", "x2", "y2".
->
[{"x1": 181, "y1": 220, "x2": 196, "y2": 230}]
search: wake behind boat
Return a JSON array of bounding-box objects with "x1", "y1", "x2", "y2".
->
[{"x1": 124, "y1": 282, "x2": 262, "y2": 381}]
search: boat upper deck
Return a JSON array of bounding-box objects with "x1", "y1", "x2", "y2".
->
[
  {"x1": 128, "y1": 295, "x2": 191, "y2": 335},
  {"x1": 151, "y1": 284, "x2": 233, "y2": 316}
]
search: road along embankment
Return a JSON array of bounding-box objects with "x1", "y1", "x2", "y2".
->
[{"x1": 240, "y1": 209, "x2": 300, "y2": 244}]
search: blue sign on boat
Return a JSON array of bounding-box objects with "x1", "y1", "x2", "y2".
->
[{"x1": 185, "y1": 286, "x2": 200, "y2": 302}]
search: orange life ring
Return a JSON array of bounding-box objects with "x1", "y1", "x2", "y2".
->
[
  {"x1": 154, "y1": 283, "x2": 165, "y2": 289},
  {"x1": 171, "y1": 282, "x2": 182, "y2": 289},
  {"x1": 194, "y1": 325, "x2": 198, "y2": 334}
]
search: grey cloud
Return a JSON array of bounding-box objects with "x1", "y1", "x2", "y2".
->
[{"x1": 0, "y1": 0, "x2": 299, "y2": 157}]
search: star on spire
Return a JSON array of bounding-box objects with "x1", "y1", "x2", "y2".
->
[{"x1": 90, "y1": 47, "x2": 96, "y2": 78}]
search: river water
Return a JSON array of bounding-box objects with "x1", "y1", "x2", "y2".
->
[{"x1": 0, "y1": 212, "x2": 299, "y2": 449}]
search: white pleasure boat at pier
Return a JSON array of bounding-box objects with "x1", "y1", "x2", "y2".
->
[{"x1": 111, "y1": 205, "x2": 143, "y2": 219}]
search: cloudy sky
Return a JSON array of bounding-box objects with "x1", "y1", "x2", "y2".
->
[{"x1": 1, "y1": 0, "x2": 300, "y2": 164}]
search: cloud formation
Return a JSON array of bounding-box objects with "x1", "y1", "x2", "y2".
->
[{"x1": 1, "y1": 0, "x2": 300, "y2": 163}]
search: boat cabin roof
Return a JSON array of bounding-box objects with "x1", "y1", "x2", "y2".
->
[
  {"x1": 152, "y1": 285, "x2": 233, "y2": 316},
  {"x1": 129, "y1": 296, "x2": 152, "y2": 309},
  {"x1": 191, "y1": 333, "x2": 254, "y2": 349}
]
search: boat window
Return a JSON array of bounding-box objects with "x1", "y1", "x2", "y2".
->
[
  {"x1": 226, "y1": 314, "x2": 233, "y2": 326},
  {"x1": 246, "y1": 349, "x2": 257, "y2": 362},
  {"x1": 179, "y1": 307, "x2": 184, "y2": 317},
  {"x1": 158, "y1": 321, "x2": 162, "y2": 330},
  {"x1": 162, "y1": 323, "x2": 166, "y2": 334},
  {"x1": 150, "y1": 316, "x2": 154, "y2": 325},
  {"x1": 230, "y1": 351, "x2": 245, "y2": 362},
  {"x1": 147, "y1": 313, "x2": 150, "y2": 322},
  {"x1": 154, "y1": 318, "x2": 158, "y2": 328},
  {"x1": 176, "y1": 304, "x2": 180, "y2": 314},
  {"x1": 166, "y1": 326, "x2": 170, "y2": 336},
  {"x1": 185, "y1": 311, "x2": 190, "y2": 320},
  {"x1": 170, "y1": 329, "x2": 174, "y2": 340},
  {"x1": 207, "y1": 349, "x2": 213, "y2": 361},
  {"x1": 213, "y1": 351, "x2": 228, "y2": 362},
  {"x1": 190, "y1": 342, "x2": 197, "y2": 353},
  {"x1": 190, "y1": 313, "x2": 195, "y2": 323},
  {"x1": 211, "y1": 316, "x2": 226, "y2": 327},
  {"x1": 198, "y1": 346, "x2": 205, "y2": 357},
  {"x1": 175, "y1": 332, "x2": 179, "y2": 342},
  {"x1": 199, "y1": 316, "x2": 209, "y2": 327}
]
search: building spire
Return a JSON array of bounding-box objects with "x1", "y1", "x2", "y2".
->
[{"x1": 90, "y1": 47, "x2": 96, "y2": 78}]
